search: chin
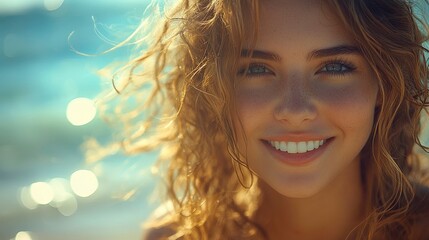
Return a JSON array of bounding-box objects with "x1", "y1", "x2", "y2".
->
[
  {"x1": 276, "y1": 186, "x2": 323, "y2": 199},
  {"x1": 260, "y1": 177, "x2": 327, "y2": 199}
]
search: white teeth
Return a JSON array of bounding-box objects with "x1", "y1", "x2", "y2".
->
[
  {"x1": 279, "y1": 142, "x2": 287, "y2": 151},
  {"x1": 288, "y1": 142, "x2": 297, "y2": 153},
  {"x1": 315, "y1": 140, "x2": 320, "y2": 149},
  {"x1": 297, "y1": 142, "x2": 307, "y2": 153},
  {"x1": 307, "y1": 141, "x2": 314, "y2": 151},
  {"x1": 269, "y1": 139, "x2": 327, "y2": 154}
]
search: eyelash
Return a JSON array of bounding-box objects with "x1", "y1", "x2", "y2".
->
[
  {"x1": 239, "y1": 59, "x2": 357, "y2": 77},
  {"x1": 316, "y1": 59, "x2": 357, "y2": 76},
  {"x1": 239, "y1": 64, "x2": 273, "y2": 77},
  {"x1": 239, "y1": 63, "x2": 274, "y2": 77}
]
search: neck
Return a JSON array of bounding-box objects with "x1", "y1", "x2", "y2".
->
[{"x1": 254, "y1": 159, "x2": 365, "y2": 240}]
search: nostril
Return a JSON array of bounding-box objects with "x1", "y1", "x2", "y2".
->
[{"x1": 274, "y1": 98, "x2": 317, "y2": 125}]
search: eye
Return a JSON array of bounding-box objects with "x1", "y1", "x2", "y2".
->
[
  {"x1": 317, "y1": 61, "x2": 356, "y2": 75},
  {"x1": 238, "y1": 64, "x2": 274, "y2": 77}
]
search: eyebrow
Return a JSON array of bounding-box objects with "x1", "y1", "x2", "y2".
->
[
  {"x1": 307, "y1": 45, "x2": 361, "y2": 60},
  {"x1": 241, "y1": 45, "x2": 361, "y2": 62},
  {"x1": 240, "y1": 49, "x2": 281, "y2": 61}
]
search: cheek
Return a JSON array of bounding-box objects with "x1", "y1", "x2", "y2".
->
[
  {"x1": 316, "y1": 81, "x2": 378, "y2": 131},
  {"x1": 236, "y1": 84, "x2": 278, "y2": 108},
  {"x1": 235, "y1": 85, "x2": 278, "y2": 121},
  {"x1": 234, "y1": 86, "x2": 279, "y2": 149}
]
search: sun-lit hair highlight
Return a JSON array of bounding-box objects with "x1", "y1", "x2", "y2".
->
[{"x1": 94, "y1": 0, "x2": 264, "y2": 239}]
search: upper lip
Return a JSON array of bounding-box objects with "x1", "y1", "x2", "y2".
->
[{"x1": 263, "y1": 134, "x2": 331, "y2": 142}]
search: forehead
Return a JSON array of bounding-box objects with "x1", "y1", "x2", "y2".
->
[{"x1": 256, "y1": 0, "x2": 355, "y2": 55}]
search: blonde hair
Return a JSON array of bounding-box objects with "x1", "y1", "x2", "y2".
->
[
  {"x1": 327, "y1": 0, "x2": 429, "y2": 238},
  {"x1": 95, "y1": 0, "x2": 429, "y2": 239}
]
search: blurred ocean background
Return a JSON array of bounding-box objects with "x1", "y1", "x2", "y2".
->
[{"x1": 0, "y1": 0, "x2": 159, "y2": 239}]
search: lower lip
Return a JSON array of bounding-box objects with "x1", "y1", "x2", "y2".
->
[{"x1": 263, "y1": 138, "x2": 333, "y2": 166}]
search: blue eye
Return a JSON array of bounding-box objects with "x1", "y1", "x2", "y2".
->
[
  {"x1": 239, "y1": 64, "x2": 274, "y2": 76},
  {"x1": 318, "y1": 61, "x2": 356, "y2": 75}
]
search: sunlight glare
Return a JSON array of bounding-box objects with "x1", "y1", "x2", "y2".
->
[
  {"x1": 70, "y1": 170, "x2": 99, "y2": 197},
  {"x1": 0, "y1": 0, "x2": 38, "y2": 15},
  {"x1": 49, "y1": 178, "x2": 71, "y2": 204},
  {"x1": 56, "y1": 193, "x2": 78, "y2": 216},
  {"x1": 44, "y1": 0, "x2": 64, "y2": 11},
  {"x1": 30, "y1": 182, "x2": 54, "y2": 205},
  {"x1": 15, "y1": 231, "x2": 32, "y2": 240},
  {"x1": 66, "y1": 98, "x2": 96, "y2": 126},
  {"x1": 20, "y1": 187, "x2": 38, "y2": 210}
]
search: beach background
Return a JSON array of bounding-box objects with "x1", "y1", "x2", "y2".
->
[
  {"x1": 0, "y1": 1, "x2": 159, "y2": 239},
  {"x1": 1, "y1": 1, "x2": 428, "y2": 240}
]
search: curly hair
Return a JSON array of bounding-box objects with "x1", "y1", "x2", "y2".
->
[
  {"x1": 94, "y1": 0, "x2": 429, "y2": 239},
  {"x1": 326, "y1": 0, "x2": 429, "y2": 238}
]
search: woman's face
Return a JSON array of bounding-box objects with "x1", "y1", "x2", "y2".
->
[{"x1": 234, "y1": 0, "x2": 379, "y2": 198}]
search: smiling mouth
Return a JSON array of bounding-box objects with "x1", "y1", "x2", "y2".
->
[{"x1": 268, "y1": 139, "x2": 329, "y2": 154}]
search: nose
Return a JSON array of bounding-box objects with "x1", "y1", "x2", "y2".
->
[{"x1": 274, "y1": 80, "x2": 317, "y2": 126}]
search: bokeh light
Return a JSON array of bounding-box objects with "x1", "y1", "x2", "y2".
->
[
  {"x1": 0, "y1": 0, "x2": 65, "y2": 14},
  {"x1": 20, "y1": 187, "x2": 38, "y2": 210},
  {"x1": 70, "y1": 170, "x2": 99, "y2": 197},
  {"x1": 30, "y1": 182, "x2": 54, "y2": 205},
  {"x1": 44, "y1": 0, "x2": 64, "y2": 11},
  {"x1": 0, "y1": 1, "x2": 38, "y2": 15},
  {"x1": 15, "y1": 231, "x2": 33, "y2": 240},
  {"x1": 66, "y1": 98, "x2": 97, "y2": 126},
  {"x1": 56, "y1": 193, "x2": 78, "y2": 216},
  {"x1": 49, "y1": 178, "x2": 71, "y2": 204}
]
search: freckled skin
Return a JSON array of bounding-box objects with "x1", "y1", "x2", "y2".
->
[{"x1": 235, "y1": 0, "x2": 378, "y2": 199}]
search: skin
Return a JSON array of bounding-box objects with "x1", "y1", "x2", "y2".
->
[{"x1": 234, "y1": 0, "x2": 379, "y2": 239}]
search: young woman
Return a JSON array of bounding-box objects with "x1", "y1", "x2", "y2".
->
[{"x1": 99, "y1": 0, "x2": 429, "y2": 239}]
